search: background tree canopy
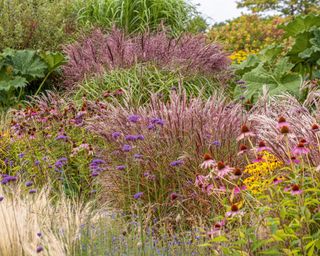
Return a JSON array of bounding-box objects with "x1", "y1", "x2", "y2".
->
[{"x1": 237, "y1": 0, "x2": 320, "y2": 15}]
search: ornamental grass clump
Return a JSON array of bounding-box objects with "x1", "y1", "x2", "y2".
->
[
  {"x1": 63, "y1": 28, "x2": 230, "y2": 87},
  {"x1": 0, "y1": 185, "x2": 100, "y2": 256},
  {"x1": 85, "y1": 90, "x2": 243, "y2": 225}
]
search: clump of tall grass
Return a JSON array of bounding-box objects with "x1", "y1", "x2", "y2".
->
[
  {"x1": 73, "y1": 64, "x2": 223, "y2": 105},
  {"x1": 74, "y1": 0, "x2": 206, "y2": 36},
  {"x1": 0, "y1": 185, "x2": 102, "y2": 256},
  {"x1": 63, "y1": 28, "x2": 230, "y2": 87},
  {"x1": 85, "y1": 90, "x2": 243, "y2": 226}
]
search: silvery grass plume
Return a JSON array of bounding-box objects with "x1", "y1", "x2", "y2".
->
[
  {"x1": 0, "y1": 186, "x2": 105, "y2": 256},
  {"x1": 250, "y1": 94, "x2": 320, "y2": 164}
]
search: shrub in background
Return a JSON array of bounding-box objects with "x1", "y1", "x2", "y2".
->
[
  {"x1": 0, "y1": 0, "x2": 77, "y2": 51},
  {"x1": 63, "y1": 28, "x2": 230, "y2": 87},
  {"x1": 74, "y1": 0, "x2": 206, "y2": 36},
  {"x1": 208, "y1": 15, "x2": 285, "y2": 63}
]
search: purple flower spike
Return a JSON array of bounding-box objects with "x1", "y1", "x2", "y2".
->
[
  {"x1": 25, "y1": 181, "x2": 33, "y2": 187},
  {"x1": 128, "y1": 115, "x2": 140, "y2": 123},
  {"x1": 1, "y1": 175, "x2": 17, "y2": 185},
  {"x1": 37, "y1": 232, "x2": 42, "y2": 237},
  {"x1": 125, "y1": 135, "x2": 138, "y2": 141},
  {"x1": 133, "y1": 192, "x2": 143, "y2": 199},
  {"x1": 36, "y1": 245, "x2": 44, "y2": 253},
  {"x1": 34, "y1": 160, "x2": 40, "y2": 166},
  {"x1": 0, "y1": 196, "x2": 4, "y2": 202},
  {"x1": 18, "y1": 153, "x2": 25, "y2": 158},
  {"x1": 170, "y1": 160, "x2": 184, "y2": 167}
]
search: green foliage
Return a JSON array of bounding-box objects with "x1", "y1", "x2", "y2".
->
[
  {"x1": 234, "y1": 14, "x2": 320, "y2": 102},
  {"x1": 74, "y1": 64, "x2": 223, "y2": 106},
  {"x1": 237, "y1": 0, "x2": 320, "y2": 16},
  {"x1": 0, "y1": 49, "x2": 65, "y2": 107},
  {"x1": 0, "y1": 0, "x2": 77, "y2": 51},
  {"x1": 74, "y1": 0, "x2": 206, "y2": 36},
  {"x1": 235, "y1": 57, "x2": 302, "y2": 102},
  {"x1": 282, "y1": 14, "x2": 320, "y2": 76}
]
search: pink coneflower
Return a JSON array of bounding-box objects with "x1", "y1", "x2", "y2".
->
[
  {"x1": 226, "y1": 204, "x2": 244, "y2": 218},
  {"x1": 277, "y1": 116, "x2": 289, "y2": 129},
  {"x1": 234, "y1": 185, "x2": 247, "y2": 195},
  {"x1": 231, "y1": 168, "x2": 242, "y2": 179},
  {"x1": 207, "y1": 219, "x2": 226, "y2": 236},
  {"x1": 236, "y1": 125, "x2": 255, "y2": 141},
  {"x1": 215, "y1": 161, "x2": 233, "y2": 177},
  {"x1": 252, "y1": 154, "x2": 265, "y2": 163},
  {"x1": 280, "y1": 126, "x2": 290, "y2": 134},
  {"x1": 237, "y1": 144, "x2": 248, "y2": 155},
  {"x1": 257, "y1": 141, "x2": 272, "y2": 152},
  {"x1": 200, "y1": 153, "x2": 216, "y2": 169},
  {"x1": 286, "y1": 156, "x2": 301, "y2": 165},
  {"x1": 291, "y1": 184, "x2": 303, "y2": 195},
  {"x1": 273, "y1": 177, "x2": 284, "y2": 185},
  {"x1": 292, "y1": 142, "x2": 310, "y2": 156},
  {"x1": 204, "y1": 184, "x2": 214, "y2": 195}
]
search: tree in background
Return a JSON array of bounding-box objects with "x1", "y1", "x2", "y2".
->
[{"x1": 237, "y1": 0, "x2": 320, "y2": 16}]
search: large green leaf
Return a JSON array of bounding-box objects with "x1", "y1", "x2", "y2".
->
[
  {"x1": 8, "y1": 50, "x2": 48, "y2": 80},
  {"x1": 235, "y1": 58, "x2": 302, "y2": 102},
  {"x1": 0, "y1": 77, "x2": 27, "y2": 91},
  {"x1": 40, "y1": 51, "x2": 66, "y2": 71},
  {"x1": 281, "y1": 14, "x2": 320, "y2": 38}
]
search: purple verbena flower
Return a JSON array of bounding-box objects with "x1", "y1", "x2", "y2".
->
[
  {"x1": 133, "y1": 192, "x2": 143, "y2": 199},
  {"x1": 29, "y1": 189, "x2": 37, "y2": 194},
  {"x1": 25, "y1": 181, "x2": 33, "y2": 187},
  {"x1": 36, "y1": 245, "x2": 44, "y2": 253},
  {"x1": 112, "y1": 132, "x2": 121, "y2": 139},
  {"x1": 170, "y1": 160, "x2": 184, "y2": 167},
  {"x1": 128, "y1": 115, "x2": 140, "y2": 123},
  {"x1": 122, "y1": 144, "x2": 132, "y2": 152},
  {"x1": 116, "y1": 165, "x2": 126, "y2": 171}
]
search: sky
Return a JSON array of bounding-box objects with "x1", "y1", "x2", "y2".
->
[{"x1": 190, "y1": 0, "x2": 247, "y2": 23}]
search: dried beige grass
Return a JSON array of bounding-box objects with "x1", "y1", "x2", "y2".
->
[{"x1": 0, "y1": 186, "x2": 103, "y2": 256}]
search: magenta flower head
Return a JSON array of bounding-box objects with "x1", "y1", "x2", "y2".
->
[
  {"x1": 277, "y1": 116, "x2": 289, "y2": 129},
  {"x1": 133, "y1": 192, "x2": 143, "y2": 199},
  {"x1": 273, "y1": 177, "x2": 284, "y2": 185},
  {"x1": 195, "y1": 174, "x2": 207, "y2": 188},
  {"x1": 233, "y1": 185, "x2": 247, "y2": 195},
  {"x1": 292, "y1": 142, "x2": 310, "y2": 156},
  {"x1": 128, "y1": 115, "x2": 140, "y2": 123},
  {"x1": 207, "y1": 219, "x2": 226, "y2": 236}
]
